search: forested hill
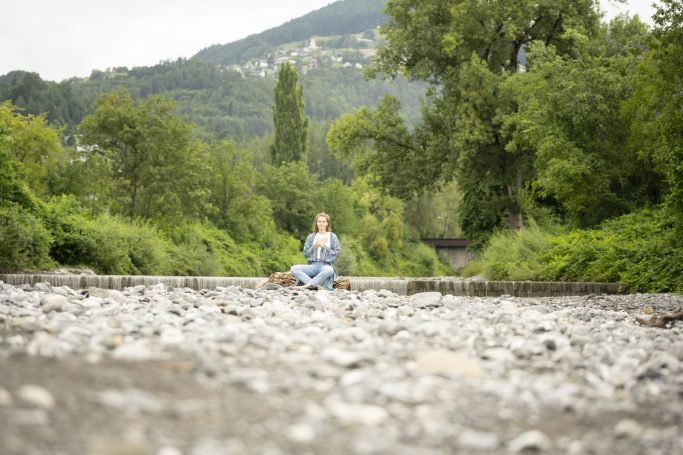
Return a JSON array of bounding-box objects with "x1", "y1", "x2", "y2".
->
[
  {"x1": 194, "y1": 0, "x2": 386, "y2": 66},
  {"x1": 71, "y1": 59, "x2": 423, "y2": 139}
]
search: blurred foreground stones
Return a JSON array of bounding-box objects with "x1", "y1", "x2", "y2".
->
[{"x1": 0, "y1": 281, "x2": 682, "y2": 454}]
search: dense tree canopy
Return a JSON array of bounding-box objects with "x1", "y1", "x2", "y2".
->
[
  {"x1": 79, "y1": 90, "x2": 211, "y2": 220},
  {"x1": 329, "y1": 0, "x2": 664, "y2": 243},
  {"x1": 626, "y1": 0, "x2": 683, "y2": 230}
]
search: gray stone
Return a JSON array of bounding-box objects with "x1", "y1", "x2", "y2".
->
[
  {"x1": 508, "y1": 430, "x2": 552, "y2": 452},
  {"x1": 409, "y1": 292, "x2": 443, "y2": 308},
  {"x1": 324, "y1": 397, "x2": 389, "y2": 426},
  {"x1": 40, "y1": 294, "x2": 68, "y2": 313},
  {"x1": 1, "y1": 283, "x2": 683, "y2": 454},
  {"x1": 458, "y1": 429, "x2": 500, "y2": 450},
  {"x1": 34, "y1": 282, "x2": 53, "y2": 293},
  {"x1": 614, "y1": 419, "x2": 644, "y2": 439},
  {"x1": 93, "y1": 388, "x2": 166, "y2": 414}
]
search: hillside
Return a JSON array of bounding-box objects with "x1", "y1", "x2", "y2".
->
[{"x1": 194, "y1": 0, "x2": 386, "y2": 66}]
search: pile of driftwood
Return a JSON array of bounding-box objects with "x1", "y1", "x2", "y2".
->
[
  {"x1": 261, "y1": 271, "x2": 351, "y2": 291},
  {"x1": 635, "y1": 307, "x2": 683, "y2": 329}
]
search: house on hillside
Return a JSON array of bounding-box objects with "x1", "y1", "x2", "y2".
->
[{"x1": 360, "y1": 48, "x2": 377, "y2": 59}]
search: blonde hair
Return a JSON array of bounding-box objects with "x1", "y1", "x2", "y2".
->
[{"x1": 312, "y1": 212, "x2": 331, "y2": 232}]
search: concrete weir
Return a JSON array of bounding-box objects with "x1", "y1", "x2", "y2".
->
[{"x1": 0, "y1": 274, "x2": 626, "y2": 297}]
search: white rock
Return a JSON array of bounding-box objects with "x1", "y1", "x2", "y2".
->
[
  {"x1": 322, "y1": 347, "x2": 363, "y2": 368},
  {"x1": 508, "y1": 430, "x2": 552, "y2": 452},
  {"x1": 93, "y1": 388, "x2": 165, "y2": 414},
  {"x1": 81, "y1": 296, "x2": 104, "y2": 308},
  {"x1": 325, "y1": 398, "x2": 389, "y2": 426},
  {"x1": 614, "y1": 419, "x2": 643, "y2": 439},
  {"x1": 17, "y1": 384, "x2": 55, "y2": 409},
  {"x1": 415, "y1": 350, "x2": 484, "y2": 378},
  {"x1": 111, "y1": 340, "x2": 159, "y2": 361},
  {"x1": 459, "y1": 429, "x2": 500, "y2": 450},
  {"x1": 286, "y1": 423, "x2": 317, "y2": 443},
  {"x1": 98, "y1": 288, "x2": 128, "y2": 304},
  {"x1": 482, "y1": 347, "x2": 516, "y2": 362},
  {"x1": 409, "y1": 292, "x2": 443, "y2": 308},
  {"x1": 160, "y1": 327, "x2": 186, "y2": 345},
  {"x1": 40, "y1": 294, "x2": 68, "y2": 313}
]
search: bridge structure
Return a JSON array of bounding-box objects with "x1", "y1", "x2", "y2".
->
[{"x1": 421, "y1": 238, "x2": 475, "y2": 271}]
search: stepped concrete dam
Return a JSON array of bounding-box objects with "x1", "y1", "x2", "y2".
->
[{"x1": 0, "y1": 274, "x2": 626, "y2": 297}]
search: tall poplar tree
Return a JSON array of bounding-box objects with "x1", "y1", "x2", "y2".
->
[{"x1": 271, "y1": 62, "x2": 308, "y2": 166}]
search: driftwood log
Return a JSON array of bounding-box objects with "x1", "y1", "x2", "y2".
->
[
  {"x1": 262, "y1": 271, "x2": 350, "y2": 291},
  {"x1": 635, "y1": 307, "x2": 683, "y2": 329}
]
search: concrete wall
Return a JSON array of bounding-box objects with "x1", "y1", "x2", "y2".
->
[
  {"x1": 421, "y1": 239, "x2": 476, "y2": 270},
  {"x1": 1, "y1": 274, "x2": 627, "y2": 297},
  {"x1": 437, "y1": 247, "x2": 476, "y2": 270}
]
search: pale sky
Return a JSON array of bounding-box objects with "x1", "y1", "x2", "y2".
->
[{"x1": 0, "y1": 0, "x2": 657, "y2": 82}]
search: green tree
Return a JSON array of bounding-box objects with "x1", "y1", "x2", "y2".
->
[
  {"x1": 207, "y1": 139, "x2": 277, "y2": 241},
  {"x1": 256, "y1": 162, "x2": 318, "y2": 238},
  {"x1": 307, "y1": 119, "x2": 353, "y2": 183},
  {"x1": 627, "y1": 0, "x2": 683, "y2": 231},
  {"x1": 0, "y1": 101, "x2": 65, "y2": 197},
  {"x1": 79, "y1": 90, "x2": 210, "y2": 220},
  {"x1": 0, "y1": 103, "x2": 53, "y2": 272},
  {"x1": 404, "y1": 181, "x2": 462, "y2": 239},
  {"x1": 47, "y1": 148, "x2": 112, "y2": 216},
  {"x1": 327, "y1": 96, "x2": 426, "y2": 197},
  {"x1": 503, "y1": 16, "x2": 657, "y2": 226},
  {"x1": 319, "y1": 178, "x2": 359, "y2": 235},
  {"x1": 330, "y1": 0, "x2": 602, "y2": 241},
  {"x1": 271, "y1": 62, "x2": 308, "y2": 165},
  {"x1": 0, "y1": 112, "x2": 39, "y2": 212}
]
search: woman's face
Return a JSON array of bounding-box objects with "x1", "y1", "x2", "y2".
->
[{"x1": 316, "y1": 216, "x2": 328, "y2": 232}]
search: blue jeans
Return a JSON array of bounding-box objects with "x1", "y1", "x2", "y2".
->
[{"x1": 290, "y1": 262, "x2": 334, "y2": 288}]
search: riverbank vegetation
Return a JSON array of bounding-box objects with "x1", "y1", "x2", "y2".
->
[{"x1": 0, "y1": 97, "x2": 452, "y2": 277}]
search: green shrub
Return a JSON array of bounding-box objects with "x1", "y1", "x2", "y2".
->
[
  {"x1": 251, "y1": 233, "x2": 302, "y2": 275},
  {"x1": 45, "y1": 198, "x2": 172, "y2": 275},
  {"x1": 335, "y1": 234, "x2": 358, "y2": 275},
  {"x1": 544, "y1": 207, "x2": 682, "y2": 292},
  {"x1": 478, "y1": 221, "x2": 554, "y2": 280},
  {"x1": 0, "y1": 204, "x2": 54, "y2": 272},
  {"x1": 459, "y1": 259, "x2": 484, "y2": 278},
  {"x1": 381, "y1": 242, "x2": 454, "y2": 277},
  {"x1": 164, "y1": 222, "x2": 302, "y2": 276},
  {"x1": 472, "y1": 207, "x2": 682, "y2": 292}
]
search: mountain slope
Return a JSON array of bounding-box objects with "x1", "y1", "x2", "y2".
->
[{"x1": 194, "y1": 0, "x2": 386, "y2": 66}]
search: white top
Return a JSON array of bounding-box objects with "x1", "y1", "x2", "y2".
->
[{"x1": 314, "y1": 232, "x2": 331, "y2": 261}]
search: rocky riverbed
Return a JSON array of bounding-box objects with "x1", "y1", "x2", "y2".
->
[{"x1": 0, "y1": 281, "x2": 681, "y2": 455}]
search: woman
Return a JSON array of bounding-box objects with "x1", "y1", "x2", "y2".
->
[{"x1": 290, "y1": 212, "x2": 341, "y2": 291}]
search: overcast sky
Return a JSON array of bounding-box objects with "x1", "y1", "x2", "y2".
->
[{"x1": 0, "y1": 0, "x2": 657, "y2": 82}]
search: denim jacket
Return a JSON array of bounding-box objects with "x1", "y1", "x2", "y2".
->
[{"x1": 302, "y1": 232, "x2": 341, "y2": 290}]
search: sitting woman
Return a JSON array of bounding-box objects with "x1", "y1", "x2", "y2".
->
[{"x1": 290, "y1": 212, "x2": 341, "y2": 291}]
